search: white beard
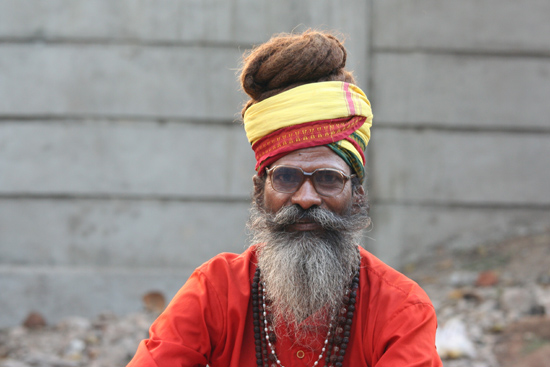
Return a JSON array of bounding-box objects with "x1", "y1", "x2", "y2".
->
[{"x1": 248, "y1": 204, "x2": 367, "y2": 340}]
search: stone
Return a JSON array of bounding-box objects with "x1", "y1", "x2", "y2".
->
[
  {"x1": 436, "y1": 317, "x2": 477, "y2": 359},
  {"x1": 500, "y1": 287, "x2": 536, "y2": 319},
  {"x1": 449, "y1": 271, "x2": 478, "y2": 287},
  {"x1": 0, "y1": 360, "x2": 29, "y2": 367},
  {"x1": 57, "y1": 317, "x2": 92, "y2": 334},
  {"x1": 142, "y1": 291, "x2": 166, "y2": 314},
  {"x1": 22, "y1": 312, "x2": 46, "y2": 329},
  {"x1": 63, "y1": 339, "x2": 86, "y2": 360},
  {"x1": 476, "y1": 271, "x2": 499, "y2": 287}
]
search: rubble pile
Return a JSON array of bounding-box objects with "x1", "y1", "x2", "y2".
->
[
  {"x1": 406, "y1": 232, "x2": 550, "y2": 367},
  {"x1": 0, "y1": 313, "x2": 156, "y2": 367},
  {"x1": 1, "y1": 233, "x2": 549, "y2": 367}
]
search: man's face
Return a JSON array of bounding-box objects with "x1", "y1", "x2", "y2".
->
[
  {"x1": 262, "y1": 146, "x2": 356, "y2": 227},
  {"x1": 248, "y1": 145, "x2": 369, "y2": 333}
]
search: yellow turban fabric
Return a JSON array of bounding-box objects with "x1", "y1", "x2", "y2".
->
[{"x1": 243, "y1": 81, "x2": 373, "y2": 180}]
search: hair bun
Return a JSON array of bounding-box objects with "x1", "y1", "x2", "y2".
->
[{"x1": 240, "y1": 30, "x2": 355, "y2": 115}]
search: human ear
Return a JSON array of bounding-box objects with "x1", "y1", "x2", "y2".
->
[
  {"x1": 252, "y1": 174, "x2": 266, "y2": 207},
  {"x1": 352, "y1": 184, "x2": 366, "y2": 211},
  {"x1": 253, "y1": 174, "x2": 265, "y2": 197},
  {"x1": 353, "y1": 184, "x2": 365, "y2": 199},
  {"x1": 252, "y1": 175, "x2": 263, "y2": 192}
]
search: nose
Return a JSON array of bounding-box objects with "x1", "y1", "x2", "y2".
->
[{"x1": 290, "y1": 178, "x2": 322, "y2": 210}]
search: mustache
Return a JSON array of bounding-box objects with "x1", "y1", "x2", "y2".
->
[{"x1": 266, "y1": 205, "x2": 367, "y2": 232}]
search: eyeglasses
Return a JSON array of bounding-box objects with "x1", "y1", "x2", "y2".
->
[{"x1": 265, "y1": 165, "x2": 355, "y2": 197}]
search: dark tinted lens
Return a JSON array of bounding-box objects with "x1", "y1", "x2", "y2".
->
[
  {"x1": 271, "y1": 166, "x2": 303, "y2": 193},
  {"x1": 313, "y1": 169, "x2": 345, "y2": 195}
]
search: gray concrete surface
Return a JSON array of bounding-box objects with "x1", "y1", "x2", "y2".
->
[
  {"x1": 0, "y1": 199, "x2": 251, "y2": 267},
  {"x1": 0, "y1": 121, "x2": 255, "y2": 197},
  {"x1": 373, "y1": 0, "x2": 550, "y2": 52},
  {"x1": 372, "y1": 53, "x2": 550, "y2": 128},
  {"x1": 372, "y1": 130, "x2": 550, "y2": 204},
  {"x1": 1, "y1": 0, "x2": 549, "y2": 327},
  {"x1": 0, "y1": 45, "x2": 244, "y2": 118},
  {"x1": 0, "y1": 0, "x2": 367, "y2": 45},
  {"x1": 371, "y1": 205, "x2": 550, "y2": 266}
]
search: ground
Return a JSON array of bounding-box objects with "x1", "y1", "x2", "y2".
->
[
  {"x1": 404, "y1": 231, "x2": 550, "y2": 367},
  {"x1": 1, "y1": 232, "x2": 549, "y2": 367}
]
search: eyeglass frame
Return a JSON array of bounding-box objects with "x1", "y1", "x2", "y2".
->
[{"x1": 265, "y1": 165, "x2": 356, "y2": 197}]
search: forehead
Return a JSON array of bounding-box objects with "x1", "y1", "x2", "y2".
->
[{"x1": 270, "y1": 146, "x2": 351, "y2": 174}]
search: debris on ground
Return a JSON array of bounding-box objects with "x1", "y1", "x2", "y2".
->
[
  {"x1": 0, "y1": 312, "x2": 157, "y2": 367},
  {"x1": 405, "y1": 232, "x2": 550, "y2": 367}
]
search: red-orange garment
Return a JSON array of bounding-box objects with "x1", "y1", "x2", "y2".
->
[{"x1": 127, "y1": 245, "x2": 442, "y2": 367}]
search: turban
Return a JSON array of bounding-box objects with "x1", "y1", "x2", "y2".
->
[{"x1": 243, "y1": 81, "x2": 373, "y2": 180}]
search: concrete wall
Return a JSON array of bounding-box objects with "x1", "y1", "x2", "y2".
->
[
  {"x1": 1, "y1": 1, "x2": 549, "y2": 327},
  {"x1": 368, "y1": 0, "x2": 550, "y2": 263},
  {"x1": 0, "y1": 0, "x2": 370, "y2": 327}
]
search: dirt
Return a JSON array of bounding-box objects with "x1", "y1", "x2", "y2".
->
[{"x1": 403, "y1": 231, "x2": 550, "y2": 367}]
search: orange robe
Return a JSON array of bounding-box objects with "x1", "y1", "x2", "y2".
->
[{"x1": 127, "y1": 245, "x2": 442, "y2": 367}]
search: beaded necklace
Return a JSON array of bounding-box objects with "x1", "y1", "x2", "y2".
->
[{"x1": 252, "y1": 267, "x2": 359, "y2": 367}]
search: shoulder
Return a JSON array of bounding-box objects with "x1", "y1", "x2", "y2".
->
[
  {"x1": 165, "y1": 245, "x2": 259, "y2": 319},
  {"x1": 191, "y1": 245, "x2": 259, "y2": 291},
  {"x1": 358, "y1": 247, "x2": 434, "y2": 314}
]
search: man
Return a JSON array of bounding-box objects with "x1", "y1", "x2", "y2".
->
[{"x1": 127, "y1": 30, "x2": 442, "y2": 367}]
